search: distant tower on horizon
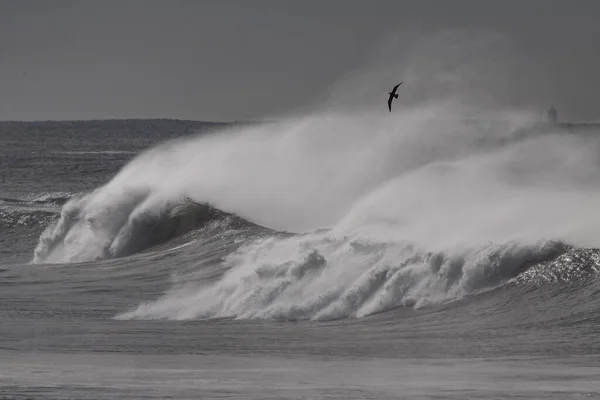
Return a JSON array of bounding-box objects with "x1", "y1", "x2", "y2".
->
[{"x1": 547, "y1": 105, "x2": 558, "y2": 123}]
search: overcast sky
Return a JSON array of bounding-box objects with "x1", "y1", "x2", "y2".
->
[{"x1": 1, "y1": 0, "x2": 600, "y2": 122}]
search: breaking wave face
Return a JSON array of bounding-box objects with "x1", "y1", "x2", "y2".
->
[
  {"x1": 34, "y1": 33, "x2": 600, "y2": 319},
  {"x1": 34, "y1": 103, "x2": 600, "y2": 319},
  {"x1": 33, "y1": 196, "x2": 250, "y2": 264},
  {"x1": 117, "y1": 236, "x2": 573, "y2": 321},
  {"x1": 50, "y1": 102, "x2": 599, "y2": 321}
]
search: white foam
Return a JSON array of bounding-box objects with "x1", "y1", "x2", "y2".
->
[
  {"x1": 33, "y1": 31, "x2": 600, "y2": 319},
  {"x1": 115, "y1": 233, "x2": 567, "y2": 321}
]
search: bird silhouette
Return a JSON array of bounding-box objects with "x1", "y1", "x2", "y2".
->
[{"x1": 387, "y1": 82, "x2": 402, "y2": 112}]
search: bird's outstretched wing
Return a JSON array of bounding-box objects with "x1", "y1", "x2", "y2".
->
[
  {"x1": 388, "y1": 96, "x2": 392, "y2": 112},
  {"x1": 393, "y1": 82, "x2": 403, "y2": 93}
]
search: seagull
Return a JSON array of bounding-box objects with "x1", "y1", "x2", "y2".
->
[{"x1": 387, "y1": 82, "x2": 402, "y2": 112}]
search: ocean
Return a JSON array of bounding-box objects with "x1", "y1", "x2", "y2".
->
[{"x1": 1, "y1": 108, "x2": 600, "y2": 399}]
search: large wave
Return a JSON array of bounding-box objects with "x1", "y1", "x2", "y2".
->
[
  {"x1": 31, "y1": 103, "x2": 600, "y2": 319},
  {"x1": 32, "y1": 32, "x2": 600, "y2": 319},
  {"x1": 33, "y1": 105, "x2": 600, "y2": 262},
  {"x1": 116, "y1": 235, "x2": 572, "y2": 321},
  {"x1": 32, "y1": 196, "x2": 254, "y2": 264}
]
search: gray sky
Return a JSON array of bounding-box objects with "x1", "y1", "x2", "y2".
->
[{"x1": 1, "y1": 0, "x2": 600, "y2": 122}]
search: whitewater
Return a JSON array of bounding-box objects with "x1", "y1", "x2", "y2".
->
[
  {"x1": 26, "y1": 102, "x2": 600, "y2": 323},
  {"x1": 3, "y1": 58, "x2": 600, "y2": 398}
]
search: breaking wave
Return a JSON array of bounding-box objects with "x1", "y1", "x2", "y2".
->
[
  {"x1": 32, "y1": 196, "x2": 254, "y2": 264},
  {"x1": 30, "y1": 101, "x2": 600, "y2": 320},
  {"x1": 30, "y1": 32, "x2": 600, "y2": 319},
  {"x1": 116, "y1": 235, "x2": 572, "y2": 321}
]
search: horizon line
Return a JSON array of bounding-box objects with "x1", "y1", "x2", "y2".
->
[{"x1": 0, "y1": 117, "x2": 263, "y2": 124}]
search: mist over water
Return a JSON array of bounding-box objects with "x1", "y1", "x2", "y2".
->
[
  {"x1": 34, "y1": 101, "x2": 600, "y2": 262},
  {"x1": 32, "y1": 32, "x2": 600, "y2": 321},
  {"x1": 88, "y1": 106, "x2": 599, "y2": 321},
  {"x1": 336, "y1": 131, "x2": 600, "y2": 250}
]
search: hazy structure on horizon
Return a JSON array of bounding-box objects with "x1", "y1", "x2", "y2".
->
[
  {"x1": 535, "y1": 104, "x2": 600, "y2": 134},
  {"x1": 547, "y1": 105, "x2": 558, "y2": 123}
]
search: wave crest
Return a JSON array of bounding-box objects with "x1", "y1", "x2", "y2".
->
[
  {"x1": 116, "y1": 234, "x2": 569, "y2": 321},
  {"x1": 32, "y1": 193, "x2": 245, "y2": 264}
]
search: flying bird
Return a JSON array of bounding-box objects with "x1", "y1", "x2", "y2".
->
[{"x1": 387, "y1": 82, "x2": 402, "y2": 112}]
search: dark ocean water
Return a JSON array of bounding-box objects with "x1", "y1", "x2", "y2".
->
[{"x1": 1, "y1": 116, "x2": 600, "y2": 399}]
